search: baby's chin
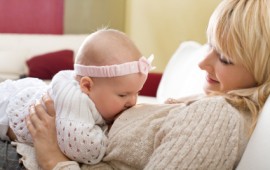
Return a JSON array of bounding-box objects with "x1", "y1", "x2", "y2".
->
[{"x1": 105, "y1": 113, "x2": 120, "y2": 124}]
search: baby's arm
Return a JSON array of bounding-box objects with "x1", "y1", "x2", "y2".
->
[
  {"x1": 56, "y1": 118, "x2": 107, "y2": 165},
  {"x1": 7, "y1": 127, "x2": 16, "y2": 141}
]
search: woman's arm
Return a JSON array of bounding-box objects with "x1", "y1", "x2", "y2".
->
[{"x1": 26, "y1": 94, "x2": 77, "y2": 170}]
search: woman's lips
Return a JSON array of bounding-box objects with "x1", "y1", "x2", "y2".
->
[{"x1": 206, "y1": 75, "x2": 219, "y2": 84}]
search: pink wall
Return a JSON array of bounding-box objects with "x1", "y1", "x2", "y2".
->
[{"x1": 0, "y1": 0, "x2": 64, "y2": 34}]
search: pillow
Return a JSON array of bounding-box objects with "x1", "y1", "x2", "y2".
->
[
  {"x1": 0, "y1": 73, "x2": 22, "y2": 83},
  {"x1": 0, "y1": 49, "x2": 29, "y2": 76},
  {"x1": 26, "y1": 49, "x2": 74, "y2": 80},
  {"x1": 140, "y1": 73, "x2": 163, "y2": 97},
  {"x1": 236, "y1": 95, "x2": 270, "y2": 170},
  {"x1": 156, "y1": 41, "x2": 208, "y2": 103}
]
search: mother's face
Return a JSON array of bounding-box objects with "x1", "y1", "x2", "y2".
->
[{"x1": 198, "y1": 46, "x2": 256, "y2": 93}]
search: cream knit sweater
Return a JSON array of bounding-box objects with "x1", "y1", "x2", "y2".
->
[{"x1": 15, "y1": 96, "x2": 251, "y2": 170}]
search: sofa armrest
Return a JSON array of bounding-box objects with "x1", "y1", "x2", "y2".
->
[{"x1": 140, "y1": 73, "x2": 162, "y2": 97}]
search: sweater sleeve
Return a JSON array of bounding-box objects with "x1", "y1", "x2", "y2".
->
[
  {"x1": 53, "y1": 161, "x2": 80, "y2": 170},
  {"x1": 145, "y1": 97, "x2": 241, "y2": 170}
]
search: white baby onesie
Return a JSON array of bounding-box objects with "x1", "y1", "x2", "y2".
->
[
  {"x1": 1, "y1": 71, "x2": 108, "y2": 164},
  {"x1": 49, "y1": 71, "x2": 108, "y2": 164}
]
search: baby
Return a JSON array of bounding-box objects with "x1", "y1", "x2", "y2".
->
[{"x1": 0, "y1": 29, "x2": 154, "y2": 164}]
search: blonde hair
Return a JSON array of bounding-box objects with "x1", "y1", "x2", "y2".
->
[{"x1": 207, "y1": 0, "x2": 270, "y2": 131}]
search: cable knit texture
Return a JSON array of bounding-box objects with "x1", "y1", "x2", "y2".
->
[
  {"x1": 14, "y1": 96, "x2": 251, "y2": 170},
  {"x1": 81, "y1": 96, "x2": 251, "y2": 170}
]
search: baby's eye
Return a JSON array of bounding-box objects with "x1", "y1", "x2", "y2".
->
[
  {"x1": 219, "y1": 54, "x2": 233, "y2": 65},
  {"x1": 118, "y1": 94, "x2": 127, "y2": 98}
]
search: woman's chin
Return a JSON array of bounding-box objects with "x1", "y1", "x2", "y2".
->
[{"x1": 203, "y1": 84, "x2": 220, "y2": 94}]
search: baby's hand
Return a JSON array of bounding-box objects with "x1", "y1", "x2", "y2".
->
[
  {"x1": 165, "y1": 98, "x2": 180, "y2": 104},
  {"x1": 7, "y1": 127, "x2": 17, "y2": 141}
]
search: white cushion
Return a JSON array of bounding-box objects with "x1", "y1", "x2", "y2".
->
[
  {"x1": 0, "y1": 33, "x2": 88, "y2": 81},
  {"x1": 156, "y1": 41, "x2": 207, "y2": 103},
  {"x1": 137, "y1": 96, "x2": 158, "y2": 104},
  {"x1": 0, "y1": 34, "x2": 87, "y2": 58},
  {"x1": 0, "y1": 73, "x2": 22, "y2": 83},
  {"x1": 0, "y1": 50, "x2": 29, "y2": 77},
  {"x1": 236, "y1": 96, "x2": 270, "y2": 170}
]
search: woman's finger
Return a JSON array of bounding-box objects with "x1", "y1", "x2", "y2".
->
[
  {"x1": 42, "y1": 93, "x2": 56, "y2": 117},
  {"x1": 26, "y1": 115, "x2": 36, "y2": 136},
  {"x1": 28, "y1": 104, "x2": 41, "y2": 128},
  {"x1": 34, "y1": 97, "x2": 55, "y2": 124}
]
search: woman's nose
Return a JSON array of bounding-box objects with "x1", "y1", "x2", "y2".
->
[{"x1": 198, "y1": 50, "x2": 215, "y2": 71}]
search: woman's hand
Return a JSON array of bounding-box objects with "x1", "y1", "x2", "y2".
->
[{"x1": 26, "y1": 93, "x2": 69, "y2": 170}]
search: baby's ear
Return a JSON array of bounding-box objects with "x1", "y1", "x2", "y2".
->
[{"x1": 79, "y1": 77, "x2": 94, "y2": 94}]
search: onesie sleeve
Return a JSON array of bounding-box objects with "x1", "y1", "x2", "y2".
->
[
  {"x1": 50, "y1": 71, "x2": 108, "y2": 164},
  {"x1": 56, "y1": 118, "x2": 107, "y2": 165},
  {"x1": 145, "y1": 97, "x2": 242, "y2": 170}
]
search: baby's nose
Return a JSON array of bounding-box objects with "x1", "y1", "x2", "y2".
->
[{"x1": 125, "y1": 96, "x2": 137, "y2": 108}]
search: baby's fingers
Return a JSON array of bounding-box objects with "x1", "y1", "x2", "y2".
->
[{"x1": 165, "y1": 98, "x2": 177, "y2": 104}]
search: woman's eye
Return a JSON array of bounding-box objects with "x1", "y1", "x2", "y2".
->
[{"x1": 219, "y1": 54, "x2": 233, "y2": 65}]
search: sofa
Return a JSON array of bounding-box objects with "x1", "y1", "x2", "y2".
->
[
  {"x1": 0, "y1": 33, "x2": 88, "y2": 81},
  {"x1": 0, "y1": 33, "x2": 269, "y2": 169}
]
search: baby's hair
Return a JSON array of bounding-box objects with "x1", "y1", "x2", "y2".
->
[
  {"x1": 207, "y1": 0, "x2": 270, "y2": 132},
  {"x1": 94, "y1": 25, "x2": 109, "y2": 32},
  {"x1": 75, "y1": 28, "x2": 142, "y2": 67}
]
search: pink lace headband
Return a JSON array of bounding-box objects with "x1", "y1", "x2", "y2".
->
[{"x1": 74, "y1": 55, "x2": 155, "y2": 77}]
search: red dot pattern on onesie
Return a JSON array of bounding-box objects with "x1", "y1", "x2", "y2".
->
[
  {"x1": 56, "y1": 118, "x2": 106, "y2": 164},
  {"x1": 7, "y1": 87, "x2": 44, "y2": 144}
]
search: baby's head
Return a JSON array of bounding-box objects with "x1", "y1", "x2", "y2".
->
[
  {"x1": 75, "y1": 28, "x2": 142, "y2": 66},
  {"x1": 74, "y1": 29, "x2": 153, "y2": 123}
]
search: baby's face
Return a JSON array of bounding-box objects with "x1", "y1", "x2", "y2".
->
[{"x1": 88, "y1": 73, "x2": 147, "y2": 123}]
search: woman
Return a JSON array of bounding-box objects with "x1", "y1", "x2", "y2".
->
[{"x1": 2, "y1": 0, "x2": 270, "y2": 169}]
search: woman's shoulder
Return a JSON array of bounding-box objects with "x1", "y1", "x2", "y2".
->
[
  {"x1": 194, "y1": 95, "x2": 229, "y2": 103},
  {"x1": 188, "y1": 95, "x2": 239, "y2": 113},
  {"x1": 167, "y1": 95, "x2": 243, "y2": 132}
]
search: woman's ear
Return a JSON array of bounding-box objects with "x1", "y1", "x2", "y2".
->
[{"x1": 79, "y1": 77, "x2": 94, "y2": 95}]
